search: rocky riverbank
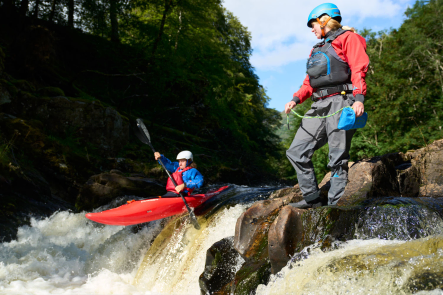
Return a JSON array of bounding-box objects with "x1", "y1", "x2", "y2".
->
[{"x1": 199, "y1": 139, "x2": 443, "y2": 294}]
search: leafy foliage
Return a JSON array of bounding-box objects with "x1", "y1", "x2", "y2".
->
[
  {"x1": 0, "y1": 0, "x2": 282, "y2": 183},
  {"x1": 353, "y1": 0, "x2": 443, "y2": 160}
]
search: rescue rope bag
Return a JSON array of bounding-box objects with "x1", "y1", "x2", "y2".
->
[
  {"x1": 288, "y1": 106, "x2": 367, "y2": 130},
  {"x1": 165, "y1": 166, "x2": 194, "y2": 195}
]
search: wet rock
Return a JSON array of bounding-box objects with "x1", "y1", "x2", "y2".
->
[
  {"x1": 76, "y1": 172, "x2": 165, "y2": 211},
  {"x1": 234, "y1": 196, "x2": 292, "y2": 261},
  {"x1": 266, "y1": 196, "x2": 443, "y2": 278},
  {"x1": 199, "y1": 237, "x2": 242, "y2": 295},
  {"x1": 268, "y1": 205, "x2": 304, "y2": 274},
  {"x1": 231, "y1": 260, "x2": 271, "y2": 295}
]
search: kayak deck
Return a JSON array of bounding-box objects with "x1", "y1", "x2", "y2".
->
[{"x1": 85, "y1": 185, "x2": 230, "y2": 226}]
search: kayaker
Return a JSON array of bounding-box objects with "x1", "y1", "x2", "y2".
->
[
  {"x1": 154, "y1": 150, "x2": 204, "y2": 196},
  {"x1": 285, "y1": 3, "x2": 369, "y2": 208}
]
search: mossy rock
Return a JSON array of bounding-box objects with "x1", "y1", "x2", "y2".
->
[
  {"x1": 37, "y1": 87, "x2": 65, "y2": 97},
  {"x1": 232, "y1": 261, "x2": 271, "y2": 295},
  {"x1": 0, "y1": 79, "x2": 18, "y2": 98},
  {"x1": 11, "y1": 80, "x2": 36, "y2": 92},
  {"x1": 199, "y1": 237, "x2": 242, "y2": 295}
]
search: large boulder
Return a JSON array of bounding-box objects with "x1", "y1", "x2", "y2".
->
[
  {"x1": 268, "y1": 195, "x2": 443, "y2": 276},
  {"x1": 337, "y1": 153, "x2": 406, "y2": 206},
  {"x1": 76, "y1": 172, "x2": 165, "y2": 211},
  {"x1": 233, "y1": 196, "x2": 292, "y2": 261},
  {"x1": 267, "y1": 205, "x2": 304, "y2": 274},
  {"x1": 225, "y1": 194, "x2": 294, "y2": 295},
  {"x1": 404, "y1": 139, "x2": 443, "y2": 197}
]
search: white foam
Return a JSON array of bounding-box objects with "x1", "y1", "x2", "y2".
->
[
  {"x1": 0, "y1": 210, "x2": 162, "y2": 295},
  {"x1": 134, "y1": 204, "x2": 247, "y2": 294},
  {"x1": 0, "y1": 199, "x2": 249, "y2": 295},
  {"x1": 256, "y1": 237, "x2": 443, "y2": 295}
]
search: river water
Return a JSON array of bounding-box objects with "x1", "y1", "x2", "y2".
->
[{"x1": 1, "y1": 185, "x2": 443, "y2": 294}]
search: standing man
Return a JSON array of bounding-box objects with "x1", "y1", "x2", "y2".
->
[{"x1": 285, "y1": 3, "x2": 369, "y2": 208}]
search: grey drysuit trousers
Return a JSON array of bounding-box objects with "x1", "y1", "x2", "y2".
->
[{"x1": 286, "y1": 94, "x2": 356, "y2": 205}]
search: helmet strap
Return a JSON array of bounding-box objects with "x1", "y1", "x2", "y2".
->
[{"x1": 316, "y1": 16, "x2": 331, "y2": 37}]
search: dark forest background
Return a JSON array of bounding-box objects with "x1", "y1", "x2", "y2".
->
[{"x1": 0, "y1": 0, "x2": 442, "y2": 185}]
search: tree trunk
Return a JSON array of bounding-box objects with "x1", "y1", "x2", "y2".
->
[
  {"x1": 49, "y1": 0, "x2": 57, "y2": 22},
  {"x1": 19, "y1": 0, "x2": 29, "y2": 19},
  {"x1": 2, "y1": 0, "x2": 15, "y2": 16},
  {"x1": 110, "y1": 0, "x2": 120, "y2": 43},
  {"x1": 175, "y1": 10, "x2": 182, "y2": 51},
  {"x1": 33, "y1": 0, "x2": 41, "y2": 18},
  {"x1": 67, "y1": 0, "x2": 74, "y2": 28},
  {"x1": 151, "y1": 0, "x2": 173, "y2": 60}
]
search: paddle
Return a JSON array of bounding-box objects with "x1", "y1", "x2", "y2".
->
[{"x1": 134, "y1": 118, "x2": 201, "y2": 230}]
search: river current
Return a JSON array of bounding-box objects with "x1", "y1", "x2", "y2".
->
[{"x1": 1, "y1": 185, "x2": 443, "y2": 294}]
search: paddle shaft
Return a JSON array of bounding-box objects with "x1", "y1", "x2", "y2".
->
[{"x1": 144, "y1": 138, "x2": 200, "y2": 229}]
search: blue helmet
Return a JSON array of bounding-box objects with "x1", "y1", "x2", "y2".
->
[{"x1": 307, "y1": 3, "x2": 341, "y2": 28}]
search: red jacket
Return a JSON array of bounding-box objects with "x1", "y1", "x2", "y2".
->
[{"x1": 293, "y1": 30, "x2": 369, "y2": 104}]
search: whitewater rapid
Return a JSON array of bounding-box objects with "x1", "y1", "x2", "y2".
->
[
  {"x1": 0, "y1": 185, "x2": 257, "y2": 295},
  {"x1": 2, "y1": 185, "x2": 443, "y2": 295}
]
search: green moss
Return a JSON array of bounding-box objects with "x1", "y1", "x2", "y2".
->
[
  {"x1": 212, "y1": 251, "x2": 222, "y2": 268},
  {"x1": 72, "y1": 84, "x2": 98, "y2": 103},
  {"x1": 0, "y1": 79, "x2": 18, "y2": 97},
  {"x1": 37, "y1": 87, "x2": 65, "y2": 97},
  {"x1": 11, "y1": 79, "x2": 36, "y2": 92},
  {"x1": 234, "y1": 262, "x2": 271, "y2": 295},
  {"x1": 253, "y1": 234, "x2": 269, "y2": 262}
]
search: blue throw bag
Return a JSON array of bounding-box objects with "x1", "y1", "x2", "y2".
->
[{"x1": 337, "y1": 107, "x2": 368, "y2": 130}]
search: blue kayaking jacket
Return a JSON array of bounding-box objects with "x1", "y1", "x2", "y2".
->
[{"x1": 158, "y1": 155, "x2": 204, "y2": 192}]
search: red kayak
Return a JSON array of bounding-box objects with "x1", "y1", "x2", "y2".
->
[{"x1": 85, "y1": 186, "x2": 230, "y2": 226}]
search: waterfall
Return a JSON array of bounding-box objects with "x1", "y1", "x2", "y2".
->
[
  {"x1": 0, "y1": 185, "x2": 273, "y2": 294},
  {"x1": 2, "y1": 186, "x2": 442, "y2": 294}
]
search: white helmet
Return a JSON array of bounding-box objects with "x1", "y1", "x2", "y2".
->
[{"x1": 176, "y1": 150, "x2": 193, "y2": 161}]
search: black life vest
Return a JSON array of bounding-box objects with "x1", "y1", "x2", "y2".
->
[{"x1": 307, "y1": 28, "x2": 352, "y2": 89}]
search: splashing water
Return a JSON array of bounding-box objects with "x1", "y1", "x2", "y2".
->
[
  {"x1": 0, "y1": 185, "x2": 275, "y2": 295},
  {"x1": 4, "y1": 185, "x2": 443, "y2": 295},
  {"x1": 257, "y1": 236, "x2": 443, "y2": 295},
  {"x1": 0, "y1": 210, "x2": 163, "y2": 295},
  {"x1": 133, "y1": 203, "x2": 247, "y2": 294}
]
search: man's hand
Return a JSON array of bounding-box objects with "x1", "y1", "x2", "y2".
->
[
  {"x1": 285, "y1": 101, "x2": 296, "y2": 114},
  {"x1": 154, "y1": 152, "x2": 161, "y2": 160},
  {"x1": 352, "y1": 101, "x2": 365, "y2": 117},
  {"x1": 175, "y1": 183, "x2": 186, "y2": 193}
]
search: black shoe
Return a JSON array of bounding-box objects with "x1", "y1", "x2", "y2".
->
[{"x1": 289, "y1": 199, "x2": 324, "y2": 209}]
